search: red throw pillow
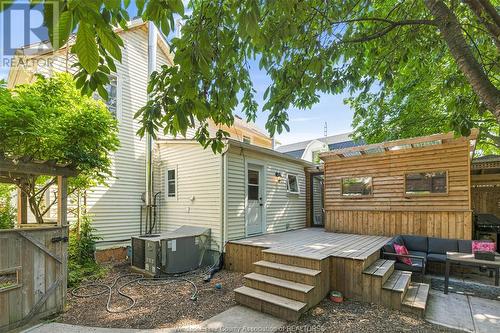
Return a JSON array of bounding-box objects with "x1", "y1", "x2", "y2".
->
[{"x1": 394, "y1": 244, "x2": 412, "y2": 266}]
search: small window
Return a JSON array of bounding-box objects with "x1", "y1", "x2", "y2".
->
[
  {"x1": 0, "y1": 267, "x2": 21, "y2": 292},
  {"x1": 166, "y1": 168, "x2": 176, "y2": 198},
  {"x1": 243, "y1": 136, "x2": 251, "y2": 144},
  {"x1": 286, "y1": 174, "x2": 300, "y2": 194},
  {"x1": 247, "y1": 169, "x2": 259, "y2": 200},
  {"x1": 405, "y1": 171, "x2": 447, "y2": 195},
  {"x1": 342, "y1": 177, "x2": 372, "y2": 197},
  {"x1": 94, "y1": 75, "x2": 118, "y2": 118}
]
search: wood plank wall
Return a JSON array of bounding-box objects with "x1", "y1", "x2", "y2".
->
[
  {"x1": 0, "y1": 227, "x2": 68, "y2": 331},
  {"x1": 324, "y1": 139, "x2": 473, "y2": 239}
]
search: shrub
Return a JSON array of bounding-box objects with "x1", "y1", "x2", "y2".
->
[
  {"x1": 68, "y1": 215, "x2": 106, "y2": 287},
  {"x1": 0, "y1": 184, "x2": 15, "y2": 229}
]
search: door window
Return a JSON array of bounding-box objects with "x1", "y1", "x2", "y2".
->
[{"x1": 248, "y1": 169, "x2": 259, "y2": 200}]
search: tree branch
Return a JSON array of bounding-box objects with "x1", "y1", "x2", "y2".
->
[
  {"x1": 463, "y1": 0, "x2": 500, "y2": 52},
  {"x1": 424, "y1": 0, "x2": 500, "y2": 121}
]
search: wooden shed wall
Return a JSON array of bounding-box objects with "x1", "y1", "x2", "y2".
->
[{"x1": 324, "y1": 139, "x2": 473, "y2": 239}]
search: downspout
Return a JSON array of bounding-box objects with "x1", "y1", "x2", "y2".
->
[
  {"x1": 221, "y1": 143, "x2": 229, "y2": 254},
  {"x1": 145, "y1": 21, "x2": 157, "y2": 234}
]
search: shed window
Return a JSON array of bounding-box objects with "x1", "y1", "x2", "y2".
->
[
  {"x1": 405, "y1": 171, "x2": 447, "y2": 195},
  {"x1": 286, "y1": 174, "x2": 300, "y2": 194},
  {"x1": 166, "y1": 168, "x2": 176, "y2": 198},
  {"x1": 342, "y1": 177, "x2": 372, "y2": 196}
]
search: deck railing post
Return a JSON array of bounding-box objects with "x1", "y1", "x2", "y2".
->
[
  {"x1": 57, "y1": 176, "x2": 68, "y2": 226},
  {"x1": 17, "y1": 186, "x2": 28, "y2": 225}
]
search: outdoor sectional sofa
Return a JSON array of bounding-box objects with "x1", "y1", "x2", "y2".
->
[{"x1": 382, "y1": 235, "x2": 472, "y2": 274}]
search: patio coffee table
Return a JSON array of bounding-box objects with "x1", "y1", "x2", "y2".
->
[{"x1": 444, "y1": 252, "x2": 500, "y2": 294}]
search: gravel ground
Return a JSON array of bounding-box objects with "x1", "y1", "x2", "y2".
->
[
  {"x1": 281, "y1": 299, "x2": 458, "y2": 333},
  {"x1": 57, "y1": 262, "x2": 245, "y2": 329}
]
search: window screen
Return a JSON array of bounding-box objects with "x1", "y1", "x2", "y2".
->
[
  {"x1": 342, "y1": 177, "x2": 372, "y2": 196},
  {"x1": 405, "y1": 171, "x2": 447, "y2": 195}
]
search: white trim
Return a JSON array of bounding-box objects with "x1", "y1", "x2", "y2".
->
[
  {"x1": 165, "y1": 165, "x2": 177, "y2": 200},
  {"x1": 244, "y1": 158, "x2": 267, "y2": 237},
  {"x1": 286, "y1": 173, "x2": 300, "y2": 195}
]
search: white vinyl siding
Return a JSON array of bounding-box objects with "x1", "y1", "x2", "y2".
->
[
  {"x1": 225, "y1": 147, "x2": 306, "y2": 240},
  {"x1": 157, "y1": 142, "x2": 223, "y2": 251}
]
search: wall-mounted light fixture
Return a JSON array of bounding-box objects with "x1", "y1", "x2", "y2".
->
[{"x1": 274, "y1": 171, "x2": 285, "y2": 183}]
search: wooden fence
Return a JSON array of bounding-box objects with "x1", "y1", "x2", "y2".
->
[{"x1": 0, "y1": 227, "x2": 68, "y2": 332}]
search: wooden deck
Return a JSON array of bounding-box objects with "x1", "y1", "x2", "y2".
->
[{"x1": 228, "y1": 228, "x2": 390, "y2": 260}]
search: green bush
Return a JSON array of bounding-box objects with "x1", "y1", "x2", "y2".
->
[
  {"x1": 68, "y1": 215, "x2": 106, "y2": 287},
  {"x1": 0, "y1": 184, "x2": 15, "y2": 229}
]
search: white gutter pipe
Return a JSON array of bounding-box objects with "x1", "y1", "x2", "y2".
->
[{"x1": 145, "y1": 21, "x2": 157, "y2": 233}]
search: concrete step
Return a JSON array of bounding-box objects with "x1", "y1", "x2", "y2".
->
[
  {"x1": 234, "y1": 286, "x2": 307, "y2": 321},
  {"x1": 363, "y1": 259, "x2": 395, "y2": 284},
  {"x1": 402, "y1": 282, "x2": 430, "y2": 317},
  {"x1": 254, "y1": 260, "x2": 321, "y2": 285},
  {"x1": 244, "y1": 272, "x2": 314, "y2": 303},
  {"x1": 381, "y1": 270, "x2": 412, "y2": 309}
]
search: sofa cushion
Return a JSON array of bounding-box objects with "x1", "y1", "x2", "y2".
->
[
  {"x1": 458, "y1": 240, "x2": 472, "y2": 254},
  {"x1": 394, "y1": 260, "x2": 424, "y2": 273},
  {"x1": 408, "y1": 251, "x2": 427, "y2": 260},
  {"x1": 382, "y1": 235, "x2": 405, "y2": 254},
  {"x1": 402, "y1": 235, "x2": 428, "y2": 252},
  {"x1": 427, "y1": 253, "x2": 447, "y2": 263},
  {"x1": 428, "y1": 237, "x2": 458, "y2": 255}
]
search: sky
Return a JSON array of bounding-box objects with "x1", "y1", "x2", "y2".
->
[{"x1": 0, "y1": 1, "x2": 355, "y2": 146}]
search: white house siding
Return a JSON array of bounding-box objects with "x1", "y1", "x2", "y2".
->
[
  {"x1": 225, "y1": 146, "x2": 307, "y2": 241},
  {"x1": 157, "y1": 142, "x2": 223, "y2": 252}
]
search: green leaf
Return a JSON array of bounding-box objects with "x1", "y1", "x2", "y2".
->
[
  {"x1": 54, "y1": 10, "x2": 73, "y2": 49},
  {"x1": 97, "y1": 84, "x2": 109, "y2": 100},
  {"x1": 73, "y1": 23, "x2": 99, "y2": 74},
  {"x1": 96, "y1": 29, "x2": 122, "y2": 61}
]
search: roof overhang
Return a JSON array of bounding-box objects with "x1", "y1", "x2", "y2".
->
[{"x1": 320, "y1": 129, "x2": 479, "y2": 161}]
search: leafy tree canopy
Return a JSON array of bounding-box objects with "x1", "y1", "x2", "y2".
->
[
  {"x1": 8, "y1": 0, "x2": 499, "y2": 153},
  {"x1": 0, "y1": 73, "x2": 119, "y2": 222}
]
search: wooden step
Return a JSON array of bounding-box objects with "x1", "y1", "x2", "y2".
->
[
  {"x1": 362, "y1": 259, "x2": 395, "y2": 303},
  {"x1": 363, "y1": 259, "x2": 395, "y2": 284},
  {"x1": 262, "y1": 251, "x2": 322, "y2": 270},
  {"x1": 381, "y1": 270, "x2": 412, "y2": 310},
  {"x1": 244, "y1": 273, "x2": 314, "y2": 303},
  {"x1": 254, "y1": 260, "x2": 321, "y2": 285},
  {"x1": 234, "y1": 286, "x2": 307, "y2": 321},
  {"x1": 402, "y1": 282, "x2": 430, "y2": 317}
]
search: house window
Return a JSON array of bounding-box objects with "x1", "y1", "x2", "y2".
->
[
  {"x1": 243, "y1": 136, "x2": 251, "y2": 144},
  {"x1": 286, "y1": 174, "x2": 300, "y2": 194},
  {"x1": 94, "y1": 75, "x2": 118, "y2": 118},
  {"x1": 342, "y1": 177, "x2": 372, "y2": 196},
  {"x1": 166, "y1": 168, "x2": 176, "y2": 198},
  {"x1": 405, "y1": 171, "x2": 447, "y2": 195}
]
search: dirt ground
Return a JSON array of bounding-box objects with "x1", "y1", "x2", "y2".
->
[
  {"x1": 57, "y1": 262, "x2": 245, "y2": 329},
  {"x1": 282, "y1": 299, "x2": 458, "y2": 333},
  {"x1": 59, "y1": 263, "x2": 457, "y2": 332}
]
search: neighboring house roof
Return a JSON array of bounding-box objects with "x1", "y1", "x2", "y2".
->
[
  {"x1": 232, "y1": 115, "x2": 269, "y2": 139},
  {"x1": 276, "y1": 132, "x2": 363, "y2": 158}
]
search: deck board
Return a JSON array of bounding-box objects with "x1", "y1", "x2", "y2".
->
[{"x1": 229, "y1": 228, "x2": 390, "y2": 260}]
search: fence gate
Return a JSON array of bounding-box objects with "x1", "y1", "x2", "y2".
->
[
  {"x1": 0, "y1": 227, "x2": 68, "y2": 332},
  {"x1": 310, "y1": 173, "x2": 325, "y2": 226}
]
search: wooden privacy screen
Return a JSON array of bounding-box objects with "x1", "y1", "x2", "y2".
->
[{"x1": 321, "y1": 133, "x2": 474, "y2": 240}]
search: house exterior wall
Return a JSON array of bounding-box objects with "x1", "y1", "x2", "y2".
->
[
  {"x1": 225, "y1": 146, "x2": 307, "y2": 241},
  {"x1": 157, "y1": 142, "x2": 223, "y2": 252},
  {"x1": 7, "y1": 25, "x2": 175, "y2": 246},
  {"x1": 323, "y1": 138, "x2": 473, "y2": 239}
]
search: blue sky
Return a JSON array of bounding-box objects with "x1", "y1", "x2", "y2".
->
[{"x1": 0, "y1": 1, "x2": 355, "y2": 145}]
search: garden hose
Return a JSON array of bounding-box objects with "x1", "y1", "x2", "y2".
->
[{"x1": 71, "y1": 273, "x2": 198, "y2": 313}]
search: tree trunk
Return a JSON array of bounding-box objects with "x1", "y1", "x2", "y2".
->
[{"x1": 424, "y1": 0, "x2": 500, "y2": 121}]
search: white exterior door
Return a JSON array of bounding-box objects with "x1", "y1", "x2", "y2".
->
[{"x1": 247, "y1": 165, "x2": 264, "y2": 235}]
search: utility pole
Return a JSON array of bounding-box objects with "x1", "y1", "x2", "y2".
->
[{"x1": 324, "y1": 122, "x2": 328, "y2": 137}]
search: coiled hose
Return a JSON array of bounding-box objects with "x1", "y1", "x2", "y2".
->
[{"x1": 71, "y1": 273, "x2": 198, "y2": 313}]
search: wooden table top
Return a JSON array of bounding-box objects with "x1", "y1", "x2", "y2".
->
[{"x1": 447, "y1": 252, "x2": 500, "y2": 267}]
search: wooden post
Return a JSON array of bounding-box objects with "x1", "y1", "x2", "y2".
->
[
  {"x1": 57, "y1": 176, "x2": 68, "y2": 226},
  {"x1": 17, "y1": 187, "x2": 28, "y2": 225}
]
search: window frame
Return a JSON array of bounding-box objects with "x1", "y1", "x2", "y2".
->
[
  {"x1": 404, "y1": 170, "x2": 448, "y2": 197},
  {"x1": 94, "y1": 73, "x2": 122, "y2": 121},
  {"x1": 341, "y1": 176, "x2": 373, "y2": 198},
  {"x1": 286, "y1": 173, "x2": 300, "y2": 195},
  {"x1": 165, "y1": 166, "x2": 177, "y2": 200}
]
